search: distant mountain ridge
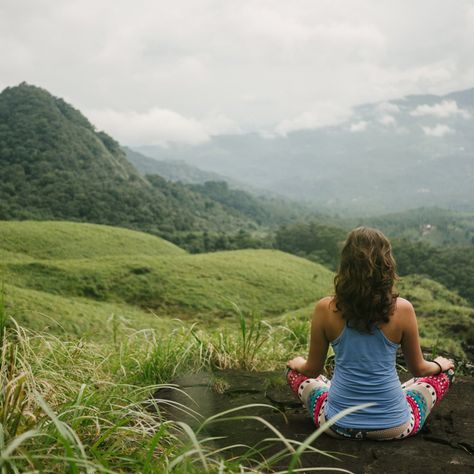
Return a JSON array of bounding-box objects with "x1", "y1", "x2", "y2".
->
[
  {"x1": 124, "y1": 147, "x2": 231, "y2": 184},
  {"x1": 134, "y1": 87, "x2": 474, "y2": 215}
]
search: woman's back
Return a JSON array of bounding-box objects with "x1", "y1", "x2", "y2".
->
[{"x1": 325, "y1": 321, "x2": 410, "y2": 428}]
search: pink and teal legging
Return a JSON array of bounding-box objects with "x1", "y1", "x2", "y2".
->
[{"x1": 286, "y1": 369, "x2": 454, "y2": 440}]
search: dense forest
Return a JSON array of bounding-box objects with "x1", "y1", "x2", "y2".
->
[{"x1": 273, "y1": 220, "x2": 474, "y2": 305}]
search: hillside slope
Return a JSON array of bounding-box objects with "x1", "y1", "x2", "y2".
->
[
  {"x1": 1, "y1": 221, "x2": 471, "y2": 356},
  {"x1": 0, "y1": 83, "x2": 262, "y2": 236},
  {"x1": 0, "y1": 220, "x2": 185, "y2": 260},
  {"x1": 4, "y1": 250, "x2": 333, "y2": 318},
  {"x1": 0, "y1": 220, "x2": 333, "y2": 319}
]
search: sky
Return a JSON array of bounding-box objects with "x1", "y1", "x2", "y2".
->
[{"x1": 1, "y1": 0, "x2": 474, "y2": 145}]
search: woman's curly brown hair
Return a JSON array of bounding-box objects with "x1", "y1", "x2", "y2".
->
[{"x1": 333, "y1": 227, "x2": 399, "y2": 332}]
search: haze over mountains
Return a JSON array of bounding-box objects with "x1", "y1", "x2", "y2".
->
[{"x1": 134, "y1": 88, "x2": 474, "y2": 215}]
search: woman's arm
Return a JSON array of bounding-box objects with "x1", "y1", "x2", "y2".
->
[
  {"x1": 287, "y1": 298, "x2": 329, "y2": 377},
  {"x1": 400, "y1": 298, "x2": 454, "y2": 376}
]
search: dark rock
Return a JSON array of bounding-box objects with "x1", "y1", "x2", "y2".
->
[{"x1": 153, "y1": 370, "x2": 474, "y2": 473}]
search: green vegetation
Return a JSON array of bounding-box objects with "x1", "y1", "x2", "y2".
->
[
  {"x1": 272, "y1": 219, "x2": 474, "y2": 307},
  {"x1": 397, "y1": 276, "x2": 474, "y2": 358},
  {"x1": 0, "y1": 82, "x2": 472, "y2": 471},
  {"x1": 0, "y1": 222, "x2": 332, "y2": 317},
  {"x1": 275, "y1": 222, "x2": 346, "y2": 270},
  {"x1": 0, "y1": 219, "x2": 472, "y2": 472},
  {"x1": 0, "y1": 220, "x2": 185, "y2": 260},
  {"x1": 350, "y1": 207, "x2": 474, "y2": 246},
  {"x1": 0, "y1": 294, "x2": 341, "y2": 472}
]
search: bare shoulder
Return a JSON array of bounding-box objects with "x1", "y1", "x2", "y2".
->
[
  {"x1": 392, "y1": 297, "x2": 417, "y2": 331},
  {"x1": 314, "y1": 296, "x2": 342, "y2": 341},
  {"x1": 314, "y1": 296, "x2": 334, "y2": 315},
  {"x1": 394, "y1": 297, "x2": 415, "y2": 314}
]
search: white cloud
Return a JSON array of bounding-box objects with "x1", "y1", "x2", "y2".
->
[
  {"x1": 350, "y1": 120, "x2": 368, "y2": 132},
  {"x1": 378, "y1": 114, "x2": 396, "y2": 126},
  {"x1": 87, "y1": 108, "x2": 240, "y2": 146},
  {"x1": 377, "y1": 102, "x2": 400, "y2": 114},
  {"x1": 422, "y1": 124, "x2": 455, "y2": 137},
  {"x1": 2, "y1": 1, "x2": 474, "y2": 143},
  {"x1": 410, "y1": 100, "x2": 471, "y2": 119},
  {"x1": 274, "y1": 103, "x2": 352, "y2": 135}
]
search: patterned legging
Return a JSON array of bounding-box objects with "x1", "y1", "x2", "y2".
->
[{"x1": 286, "y1": 369, "x2": 454, "y2": 440}]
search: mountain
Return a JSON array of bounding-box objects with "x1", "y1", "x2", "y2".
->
[
  {"x1": 134, "y1": 87, "x2": 474, "y2": 215},
  {"x1": 0, "y1": 83, "x2": 276, "y2": 238},
  {"x1": 124, "y1": 146, "x2": 233, "y2": 184}
]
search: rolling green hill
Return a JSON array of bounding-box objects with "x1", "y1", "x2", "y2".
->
[
  {"x1": 1, "y1": 221, "x2": 472, "y2": 357},
  {"x1": 0, "y1": 220, "x2": 185, "y2": 260},
  {"x1": 4, "y1": 250, "x2": 333, "y2": 318},
  {"x1": 0, "y1": 220, "x2": 333, "y2": 328},
  {"x1": 4, "y1": 283, "x2": 175, "y2": 339}
]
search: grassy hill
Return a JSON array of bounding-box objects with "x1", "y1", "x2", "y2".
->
[
  {"x1": 0, "y1": 219, "x2": 472, "y2": 472},
  {"x1": 1, "y1": 220, "x2": 472, "y2": 356},
  {"x1": 3, "y1": 250, "x2": 333, "y2": 319},
  {"x1": 3, "y1": 283, "x2": 175, "y2": 338},
  {"x1": 0, "y1": 220, "x2": 185, "y2": 260},
  {"x1": 0, "y1": 221, "x2": 333, "y2": 331}
]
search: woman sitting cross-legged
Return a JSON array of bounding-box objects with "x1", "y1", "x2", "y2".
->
[{"x1": 286, "y1": 227, "x2": 455, "y2": 440}]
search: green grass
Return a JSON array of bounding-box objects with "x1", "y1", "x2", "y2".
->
[
  {"x1": 0, "y1": 220, "x2": 473, "y2": 472},
  {"x1": 3, "y1": 250, "x2": 334, "y2": 319},
  {"x1": 398, "y1": 276, "x2": 473, "y2": 357},
  {"x1": 0, "y1": 299, "x2": 343, "y2": 473},
  {"x1": 0, "y1": 220, "x2": 185, "y2": 260},
  {"x1": 2, "y1": 283, "x2": 175, "y2": 340},
  {"x1": 1, "y1": 220, "x2": 471, "y2": 355}
]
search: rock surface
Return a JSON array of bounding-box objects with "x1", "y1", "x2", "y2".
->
[{"x1": 154, "y1": 371, "x2": 473, "y2": 473}]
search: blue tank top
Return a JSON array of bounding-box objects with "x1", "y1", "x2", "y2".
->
[{"x1": 325, "y1": 323, "x2": 410, "y2": 429}]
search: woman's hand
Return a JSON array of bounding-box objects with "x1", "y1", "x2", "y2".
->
[
  {"x1": 434, "y1": 356, "x2": 455, "y2": 372},
  {"x1": 286, "y1": 356, "x2": 307, "y2": 373}
]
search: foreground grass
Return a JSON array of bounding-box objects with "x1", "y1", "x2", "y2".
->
[
  {"x1": 0, "y1": 297, "x2": 344, "y2": 473},
  {"x1": 0, "y1": 299, "x2": 471, "y2": 471}
]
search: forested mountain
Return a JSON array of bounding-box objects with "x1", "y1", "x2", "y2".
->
[
  {"x1": 0, "y1": 83, "x2": 296, "y2": 241},
  {"x1": 135, "y1": 87, "x2": 474, "y2": 215}
]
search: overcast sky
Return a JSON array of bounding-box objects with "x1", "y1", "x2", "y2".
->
[{"x1": 2, "y1": 0, "x2": 474, "y2": 145}]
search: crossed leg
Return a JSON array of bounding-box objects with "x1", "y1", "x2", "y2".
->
[{"x1": 286, "y1": 368, "x2": 454, "y2": 440}]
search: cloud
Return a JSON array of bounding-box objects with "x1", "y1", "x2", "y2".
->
[
  {"x1": 350, "y1": 120, "x2": 368, "y2": 132},
  {"x1": 410, "y1": 100, "x2": 471, "y2": 119},
  {"x1": 378, "y1": 114, "x2": 396, "y2": 126},
  {"x1": 87, "y1": 108, "x2": 240, "y2": 146},
  {"x1": 377, "y1": 102, "x2": 400, "y2": 114},
  {"x1": 2, "y1": 1, "x2": 474, "y2": 143},
  {"x1": 274, "y1": 103, "x2": 352, "y2": 135},
  {"x1": 422, "y1": 124, "x2": 455, "y2": 137}
]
